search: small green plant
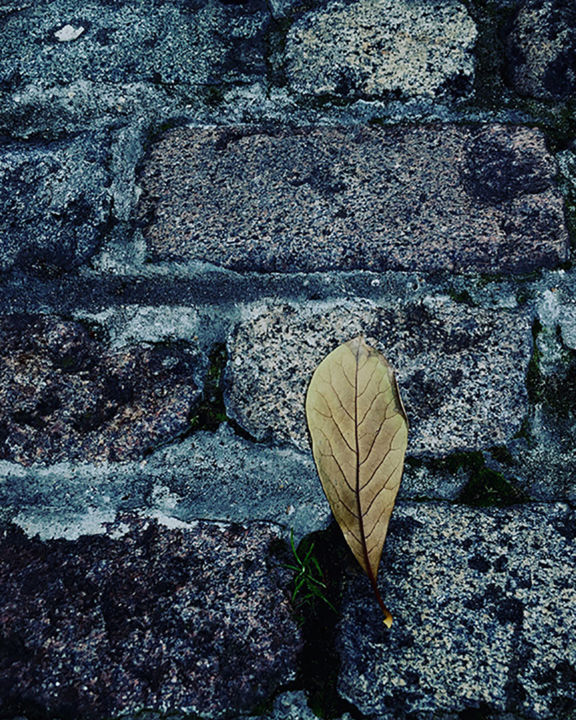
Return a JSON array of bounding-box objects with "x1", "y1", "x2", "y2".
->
[{"x1": 285, "y1": 530, "x2": 336, "y2": 614}]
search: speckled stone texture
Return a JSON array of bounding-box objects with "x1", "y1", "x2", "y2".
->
[
  {"x1": 225, "y1": 299, "x2": 532, "y2": 456},
  {"x1": 0, "y1": 515, "x2": 302, "y2": 720},
  {"x1": 284, "y1": 0, "x2": 477, "y2": 100},
  {"x1": 0, "y1": 314, "x2": 203, "y2": 464},
  {"x1": 337, "y1": 503, "x2": 576, "y2": 719},
  {"x1": 0, "y1": 135, "x2": 111, "y2": 272},
  {"x1": 138, "y1": 125, "x2": 568, "y2": 273},
  {"x1": 505, "y1": 0, "x2": 576, "y2": 100},
  {"x1": 0, "y1": 0, "x2": 269, "y2": 95}
]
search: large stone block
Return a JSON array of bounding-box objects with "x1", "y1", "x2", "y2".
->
[
  {"x1": 225, "y1": 299, "x2": 532, "y2": 457},
  {"x1": 284, "y1": 0, "x2": 477, "y2": 101},
  {"x1": 138, "y1": 124, "x2": 568, "y2": 273},
  {"x1": 0, "y1": 515, "x2": 302, "y2": 719},
  {"x1": 0, "y1": 135, "x2": 111, "y2": 271},
  {"x1": 337, "y1": 503, "x2": 576, "y2": 719},
  {"x1": 0, "y1": 314, "x2": 204, "y2": 464},
  {"x1": 0, "y1": 0, "x2": 269, "y2": 94}
]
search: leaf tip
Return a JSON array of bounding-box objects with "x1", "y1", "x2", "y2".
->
[{"x1": 383, "y1": 613, "x2": 393, "y2": 629}]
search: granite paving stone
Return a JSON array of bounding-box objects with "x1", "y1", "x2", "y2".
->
[
  {"x1": 138, "y1": 124, "x2": 568, "y2": 274},
  {"x1": 0, "y1": 314, "x2": 204, "y2": 465},
  {"x1": 0, "y1": 514, "x2": 302, "y2": 719},
  {"x1": 225, "y1": 299, "x2": 532, "y2": 457},
  {"x1": 284, "y1": 0, "x2": 477, "y2": 101},
  {"x1": 337, "y1": 502, "x2": 576, "y2": 719},
  {"x1": 0, "y1": 0, "x2": 269, "y2": 95}
]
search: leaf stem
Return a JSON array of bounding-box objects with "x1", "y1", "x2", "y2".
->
[{"x1": 367, "y1": 571, "x2": 393, "y2": 628}]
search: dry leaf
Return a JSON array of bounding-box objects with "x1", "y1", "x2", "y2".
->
[{"x1": 305, "y1": 336, "x2": 408, "y2": 627}]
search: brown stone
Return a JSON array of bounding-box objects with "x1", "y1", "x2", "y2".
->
[
  {"x1": 138, "y1": 124, "x2": 568, "y2": 274},
  {"x1": 0, "y1": 515, "x2": 301, "y2": 719},
  {"x1": 0, "y1": 314, "x2": 202, "y2": 464}
]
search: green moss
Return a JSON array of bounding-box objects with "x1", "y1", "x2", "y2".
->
[
  {"x1": 199, "y1": 84, "x2": 226, "y2": 108},
  {"x1": 458, "y1": 464, "x2": 527, "y2": 507},
  {"x1": 526, "y1": 319, "x2": 545, "y2": 404},
  {"x1": 477, "y1": 273, "x2": 505, "y2": 288},
  {"x1": 188, "y1": 343, "x2": 229, "y2": 432},
  {"x1": 489, "y1": 445, "x2": 516, "y2": 466},
  {"x1": 265, "y1": 16, "x2": 294, "y2": 88},
  {"x1": 513, "y1": 415, "x2": 532, "y2": 442},
  {"x1": 515, "y1": 285, "x2": 534, "y2": 306},
  {"x1": 526, "y1": 319, "x2": 576, "y2": 416},
  {"x1": 248, "y1": 696, "x2": 275, "y2": 716},
  {"x1": 413, "y1": 451, "x2": 526, "y2": 506},
  {"x1": 286, "y1": 530, "x2": 337, "y2": 619},
  {"x1": 448, "y1": 289, "x2": 475, "y2": 306},
  {"x1": 461, "y1": 0, "x2": 515, "y2": 112},
  {"x1": 433, "y1": 450, "x2": 485, "y2": 476}
]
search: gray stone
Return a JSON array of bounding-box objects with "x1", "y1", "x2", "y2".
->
[
  {"x1": 489, "y1": 289, "x2": 576, "y2": 503},
  {"x1": 268, "y1": 0, "x2": 301, "y2": 19},
  {"x1": 560, "y1": 304, "x2": 576, "y2": 348},
  {"x1": 0, "y1": 81, "x2": 172, "y2": 140},
  {"x1": 337, "y1": 502, "x2": 576, "y2": 719},
  {"x1": 0, "y1": 134, "x2": 111, "y2": 271},
  {"x1": 0, "y1": 314, "x2": 204, "y2": 465},
  {"x1": 238, "y1": 690, "x2": 337, "y2": 720},
  {"x1": 0, "y1": 0, "x2": 269, "y2": 96},
  {"x1": 138, "y1": 124, "x2": 569, "y2": 274},
  {"x1": 1, "y1": 419, "x2": 481, "y2": 546},
  {"x1": 225, "y1": 298, "x2": 532, "y2": 457},
  {"x1": 0, "y1": 424, "x2": 329, "y2": 541},
  {"x1": 0, "y1": 514, "x2": 302, "y2": 719},
  {"x1": 505, "y1": 407, "x2": 576, "y2": 503},
  {"x1": 505, "y1": 0, "x2": 576, "y2": 100},
  {"x1": 284, "y1": 0, "x2": 477, "y2": 101}
]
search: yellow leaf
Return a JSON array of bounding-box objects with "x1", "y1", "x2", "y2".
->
[{"x1": 305, "y1": 336, "x2": 408, "y2": 627}]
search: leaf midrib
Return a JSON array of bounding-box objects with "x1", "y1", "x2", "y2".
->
[{"x1": 353, "y1": 343, "x2": 372, "y2": 579}]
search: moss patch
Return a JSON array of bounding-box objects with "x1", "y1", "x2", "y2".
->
[
  {"x1": 527, "y1": 319, "x2": 576, "y2": 417},
  {"x1": 458, "y1": 463, "x2": 527, "y2": 507},
  {"x1": 407, "y1": 451, "x2": 526, "y2": 506},
  {"x1": 463, "y1": 0, "x2": 516, "y2": 111},
  {"x1": 188, "y1": 343, "x2": 228, "y2": 432}
]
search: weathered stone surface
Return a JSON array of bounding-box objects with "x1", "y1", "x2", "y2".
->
[
  {"x1": 226, "y1": 299, "x2": 532, "y2": 456},
  {"x1": 0, "y1": 314, "x2": 203, "y2": 464},
  {"x1": 0, "y1": 135, "x2": 111, "y2": 272},
  {"x1": 0, "y1": 0, "x2": 269, "y2": 95},
  {"x1": 284, "y1": 0, "x2": 477, "y2": 101},
  {"x1": 0, "y1": 81, "x2": 169, "y2": 141},
  {"x1": 0, "y1": 514, "x2": 302, "y2": 719},
  {"x1": 1, "y1": 422, "x2": 480, "y2": 547},
  {"x1": 337, "y1": 502, "x2": 576, "y2": 719},
  {"x1": 493, "y1": 288, "x2": 576, "y2": 502},
  {"x1": 560, "y1": 303, "x2": 576, "y2": 349},
  {"x1": 138, "y1": 125, "x2": 568, "y2": 273},
  {"x1": 506, "y1": 0, "x2": 576, "y2": 100}
]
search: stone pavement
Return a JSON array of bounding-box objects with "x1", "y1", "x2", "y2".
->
[{"x1": 0, "y1": 0, "x2": 575, "y2": 718}]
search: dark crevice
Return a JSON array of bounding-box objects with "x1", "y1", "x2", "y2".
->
[
  {"x1": 188, "y1": 343, "x2": 228, "y2": 433},
  {"x1": 185, "y1": 342, "x2": 265, "y2": 443},
  {"x1": 287, "y1": 523, "x2": 367, "y2": 720}
]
